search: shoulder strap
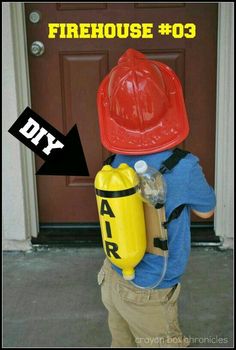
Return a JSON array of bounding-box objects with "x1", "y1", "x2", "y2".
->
[
  {"x1": 103, "y1": 148, "x2": 189, "y2": 169},
  {"x1": 159, "y1": 148, "x2": 190, "y2": 174},
  {"x1": 102, "y1": 149, "x2": 189, "y2": 228},
  {"x1": 162, "y1": 204, "x2": 186, "y2": 229},
  {"x1": 159, "y1": 148, "x2": 190, "y2": 228},
  {"x1": 103, "y1": 154, "x2": 116, "y2": 166}
]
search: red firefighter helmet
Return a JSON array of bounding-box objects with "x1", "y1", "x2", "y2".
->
[{"x1": 97, "y1": 49, "x2": 189, "y2": 154}]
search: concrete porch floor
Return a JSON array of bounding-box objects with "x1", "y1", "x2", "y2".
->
[{"x1": 3, "y1": 247, "x2": 233, "y2": 348}]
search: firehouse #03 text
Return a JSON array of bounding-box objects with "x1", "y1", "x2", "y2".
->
[{"x1": 48, "y1": 23, "x2": 196, "y2": 39}]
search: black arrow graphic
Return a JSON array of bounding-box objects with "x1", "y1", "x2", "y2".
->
[{"x1": 8, "y1": 107, "x2": 89, "y2": 176}]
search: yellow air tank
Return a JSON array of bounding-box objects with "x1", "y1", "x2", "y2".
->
[{"x1": 95, "y1": 163, "x2": 146, "y2": 280}]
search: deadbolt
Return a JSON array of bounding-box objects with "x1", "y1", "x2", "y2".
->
[
  {"x1": 29, "y1": 11, "x2": 41, "y2": 24},
  {"x1": 30, "y1": 41, "x2": 45, "y2": 56}
]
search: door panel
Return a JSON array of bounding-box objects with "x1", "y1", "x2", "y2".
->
[
  {"x1": 60, "y1": 52, "x2": 108, "y2": 183},
  {"x1": 24, "y1": 3, "x2": 218, "y2": 224}
]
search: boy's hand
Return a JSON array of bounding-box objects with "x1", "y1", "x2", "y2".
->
[{"x1": 191, "y1": 208, "x2": 215, "y2": 219}]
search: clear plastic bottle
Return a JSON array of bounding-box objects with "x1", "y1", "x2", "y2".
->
[{"x1": 134, "y1": 160, "x2": 167, "y2": 208}]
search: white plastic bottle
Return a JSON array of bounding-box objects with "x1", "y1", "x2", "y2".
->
[{"x1": 134, "y1": 160, "x2": 167, "y2": 208}]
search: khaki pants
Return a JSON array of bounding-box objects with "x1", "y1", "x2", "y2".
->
[{"x1": 97, "y1": 258, "x2": 190, "y2": 348}]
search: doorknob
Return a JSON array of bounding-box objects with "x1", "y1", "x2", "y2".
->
[{"x1": 30, "y1": 41, "x2": 45, "y2": 56}]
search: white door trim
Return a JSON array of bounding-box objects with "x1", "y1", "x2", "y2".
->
[
  {"x1": 11, "y1": 3, "x2": 233, "y2": 244},
  {"x1": 10, "y1": 3, "x2": 39, "y2": 238},
  {"x1": 214, "y1": 3, "x2": 234, "y2": 247}
]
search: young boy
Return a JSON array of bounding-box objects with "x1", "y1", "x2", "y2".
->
[{"x1": 96, "y1": 49, "x2": 216, "y2": 348}]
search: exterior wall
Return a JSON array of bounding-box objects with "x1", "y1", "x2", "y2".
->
[
  {"x1": 2, "y1": 3, "x2": 234, "y2": 250},
  {"x1": 2, "y1": 3, "x2": 31, "y2": 250}
]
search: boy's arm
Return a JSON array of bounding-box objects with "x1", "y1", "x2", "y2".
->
[{"x1": 187, "y1": 159, "x2": 216, "y2": 216}]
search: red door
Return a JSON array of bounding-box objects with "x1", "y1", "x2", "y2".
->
[{"x1": 24, "y1": 3, "x2": 218, "y2": 227}]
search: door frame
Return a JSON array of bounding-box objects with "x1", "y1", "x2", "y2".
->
[{"x1": 10, "y1": 3, "x2": 233, "y2": 243}]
